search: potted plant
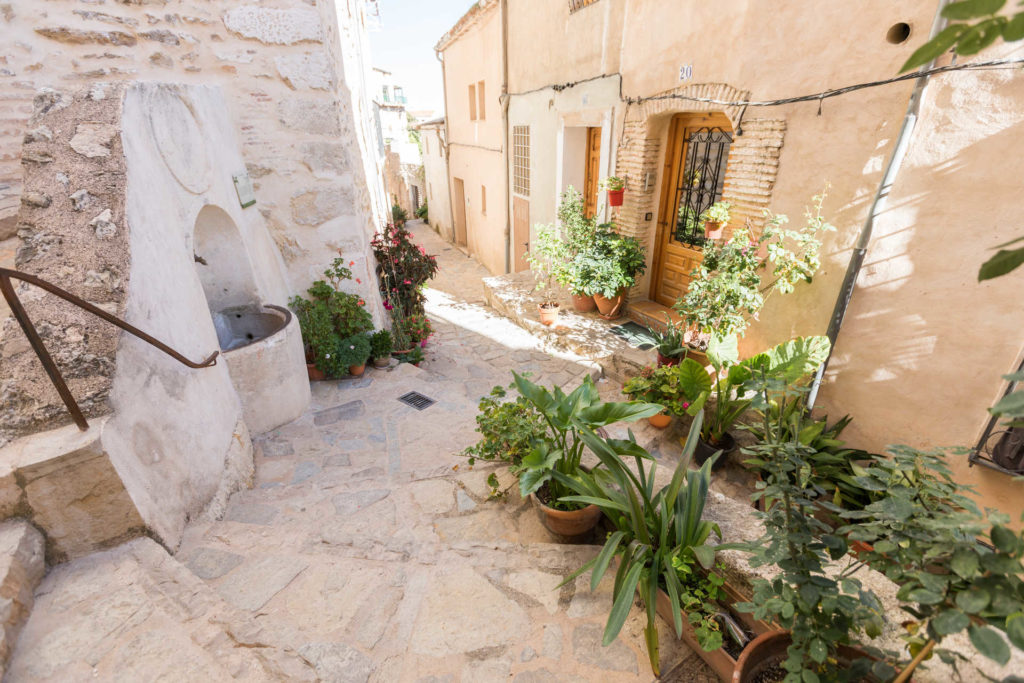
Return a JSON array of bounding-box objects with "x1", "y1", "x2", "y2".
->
[
  {"x1": 369, "y1": 329, "x2": 392, "y2": 368},
  {"x1": 623, "y1": 360, "x2": 709, "y2": 429},
  {"x1": 734, "y1": 368, "x2": 889, "y2": 683},
  {"x1": 559, "y1": 415, "x2": 759, "y2": 678},
  {"x1": 391, "y1": 203, "x2": 408, "y2": 226},
  {"x1": 509, "y1": 372, "x2": 661, "y2": 538},
  {"x1": 581, "y1": 226, "x2": 647, "y2": 319},
  {"x1": 557, "y1": 188, "x2": 601, "y2": 311},
  {"x1": 396, "y1": 346, "x2": 425, "y2": 367},
  {"x1": 701, "y1": 201, "x2": 732, "y2": 239},
  {"x1": 337, "y1": 333, "x2": 371, "y2": 377},
  {"x1": 526, "y1": 231, "x2": 561, "y2": 325},
  {"x1": 676, "y1": 191, "x2": 834, "y2": 340},
  {"x1": 651, "y1": 313, "x2": 688, "y2": 367},
  {"x1": 399, "y1": 313, "x2": 432, "y2": 346},
  {"x1": 838, "y1": 446, "x2": 1024, "y2": 680},
  {"x1": 289, "y1": 257, "x2": 374, "y2": 380},
  {"x1": 600, "y1": 176, "x2": 625, "y2": 207},
  {"x1": 371, "y1": 222, "x2": 438, "y2": 320}
]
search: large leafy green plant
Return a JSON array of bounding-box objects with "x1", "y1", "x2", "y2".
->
[
  {"x1": 739, "y1": 371, "x2": 888, "y2": 683},
  {"x1": 677, "y1": 192, "x2": 834, "y2": 337},
  {"x1": 579, "y1": 226, "x2": 648, "y2": 299},
  {"x1": 511, "y1": 372, "x2": 661, "y2": 510},
  {"x1": 839, "y1": 446, "x2": 1024, "y2": 675},
  {"x1": 558, "y1": 414, "x2": 721, "y2": 677},
  {"x1": 527, "y1": 188, "x2": 604, "y2": 298},
  {"x1": 622, "y1": 359, "x2": 710, "y2": 418}
]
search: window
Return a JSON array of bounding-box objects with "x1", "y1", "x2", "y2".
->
[
  {"x1": 381, "y1": 85, "x2": 389, "y2": 103},
  {"x1": 672, "y1": 126, "x2": 732, "y2": 247},
  {"x1": 512, "y1": 125, "x2": 530, "y2": 197},
  {"x1": 468, "y1": 84, "x2": 477, "y2": 121},
  {"x1": 477, "y1": 80, "x2": 486, "y2": 120},
  {"x1": 481, "y1": 185, "x2": 487, "y2": 215}
]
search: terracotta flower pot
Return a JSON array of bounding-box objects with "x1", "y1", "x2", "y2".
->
[
  {"x1": 648, "y1": 412, "x2": 672, "y2": 429},
  {"x1": 607, "y1": 188, "x2": 625, "y2": 206},
  {"x1": 733, "y1": 631, "x2": 879, "y2": 683},
  {"x1": 593, "y1": 288, "x2": 626, "y2": 319},
  {"x1": 656, "y1": 352, "x2": 680, "y2": 368},
  {"x1": 538, "y1": 302, "x2": 560, "y2": 326},
  {"x1": 348, "y1": 364, "x2": 366, "y2": 377},
  {"x1": 306, "y1": 363, "x2": 325, "y2": 381},
  {"x1": 655, "y1": 590, "x2": 740, "y2": 682},
  {"x1": 372, "y1": 357, "x2": 390, "y2": 368},
  {"x1": 705, "y1": 220, "x2": 725, "y2": 240},
  {"x1": 529, "y1": 493, "x2": 602, "y2": 540},
  {"x1": 695, "y1": 432, "x2": 735, "y2": 471},
  {"x1": 392, "y1": 348, "x2": 414, "y2": 357},
  {"x1": 571, "y1": 292, "x2": 596, "y2": 313}
]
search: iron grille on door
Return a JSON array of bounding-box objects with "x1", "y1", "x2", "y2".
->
[{"x1": 672, "y1": 127, "x2": 732, "y2": 247}]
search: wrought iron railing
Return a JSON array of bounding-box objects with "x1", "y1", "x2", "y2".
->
[
  {"x1": 0, "y1": 268, "x2": 218, "y2": 431},
  {"x1": 969, "y1": 356, "x2": 1024, "y2": 475}
]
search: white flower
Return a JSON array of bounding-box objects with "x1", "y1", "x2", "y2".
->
[{"x1": 325, "y1": 354, "x2": 331, "y2": 358}]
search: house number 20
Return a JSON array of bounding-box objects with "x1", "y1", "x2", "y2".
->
[{"x1": 678, "y1": 64, "x2": 694, "y2": 81}]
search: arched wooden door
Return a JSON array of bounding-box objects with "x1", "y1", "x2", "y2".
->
[{"x1": 650, "y1": 113, "x2": 733, "y2": 307}]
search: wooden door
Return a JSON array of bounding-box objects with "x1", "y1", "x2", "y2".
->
[
  {"x1": 452, "y1": 177, "x2": 467, "y2": 247},
  {"x1": 650, "y1": 113, "x2": 733, "y2": 307},
  {"x1": 513, "y1": 196, "x2": 530, "y2": 272},
  {"x1": 583, "y1": 126, "x2": 601, "y2": 218}
]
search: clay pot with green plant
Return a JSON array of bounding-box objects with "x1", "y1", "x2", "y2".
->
[
  {"x1": 580, "y1": 226, "x2": 647, "y2": 320},
  {"x1": 701, "y1": 201, "x2": 732, "y2": 240},
  {"x1": 509, "y1": 372, "x2": 660, "y2": 540},
  {"x1": 370, "y1": 329, "x2": 392, "y2": 368},
  {"x1": 623, "y1": 361, "x2": 709, "y2": 430},
  {"x1": 290, "y1": 256, "x2": 373, "y2": 380},
  {"x1": 600, "y1": 176, "x2": 625, "y2": 207},
  {"x1": 651, "y1": 313, "x2": 688, "y2": 367},
  {"x1": 337, "y1": 333, "x2": 370, "y2": 377}
]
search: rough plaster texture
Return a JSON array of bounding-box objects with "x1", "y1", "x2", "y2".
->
[
  {"x1": 440, "y1": 0, "x2": 1024, "y2": 519},
  {"x1": 0, "y1": 519, "x2": 44, "y2": 678},
  {"x1": 0, "y1": 0, "x2": 388, "y2": 327},
  {"x1": 418, "y1": 123, "x2": 454, "y2": 239}
]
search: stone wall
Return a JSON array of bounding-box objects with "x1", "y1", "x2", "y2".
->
[
  {"x1": 0, "y1": 84, "x2": 129, "y2": 442},
  {"x1": 0, "y1": 0, "x2": 386, "y2": 315}
]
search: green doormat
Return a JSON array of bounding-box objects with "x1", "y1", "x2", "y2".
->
[{"x1": 609, "y1": 322, "x2": 657, "y2": 350}]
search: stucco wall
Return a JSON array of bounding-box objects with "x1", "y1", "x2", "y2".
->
[
  {"x1": 439, "y1": 2, "x2": 507, "y2": 274},
  {"x1": 501, "y1": 0, "x2": 1024, "y2": 515},
  {"x1": 0, "y1": 0, "x2": 387, "y2": 323},
  {"x1": 419, "y1": 125, "x2": 453, "y2": 239}
]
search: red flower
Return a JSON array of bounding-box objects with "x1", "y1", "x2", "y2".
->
[
  {"x1": 358, "y1": 299, "x2": 365, "y2": 306},
  {"x1": 349, "y1": 260, "x2": 355, "y2": 266},
  {"x1": 355, "y1": 278, "x2": 362, "y2": 284}
]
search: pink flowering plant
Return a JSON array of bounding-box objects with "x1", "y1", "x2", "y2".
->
[
  {"x1": 622, "y1": 360, "x2": 710, "y2": 418},
  {"x1": 371, "y1": 223, "x2": 439, "y2": 317}
]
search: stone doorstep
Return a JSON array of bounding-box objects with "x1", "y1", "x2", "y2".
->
[
  {"x1": 0, "y1": 520, "x2": 44, "y2": 678},
  {"x1": 0, "y1": 417, "x2": 146, "y2": 564},
  {"x1": 480, "y1": 271, "x2": 650, "y2": 384}
]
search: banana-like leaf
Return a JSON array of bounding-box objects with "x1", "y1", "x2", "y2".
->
[
  {"x1": 762, "y1": 336, "x2": 832, "y2": 384},
  {"x1": 707, "y1": 333, "x2": 739, "y2": 369},
  {"x1": 577, "y1": 400, "x2": 663, "y2": 427},
  {"x1": 676, "y1": 357, "x2": 714, "y2": 397}
]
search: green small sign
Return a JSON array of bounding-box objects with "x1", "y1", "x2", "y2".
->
[{"x1": 232, "y1": 172, "x2": 256, "y2": 208}]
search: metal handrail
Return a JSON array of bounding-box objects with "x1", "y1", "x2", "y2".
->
[{"x1": 0, "y1": 267, "x2": 218, "y2": 431}]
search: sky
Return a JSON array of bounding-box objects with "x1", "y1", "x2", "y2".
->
[{"x1": 368, "y1": 0, "x2": 474, "y2": 116}]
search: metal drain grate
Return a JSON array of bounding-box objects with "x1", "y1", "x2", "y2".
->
[{"x1": 398, "y1": 391, "x2": 436, "y2": 410}]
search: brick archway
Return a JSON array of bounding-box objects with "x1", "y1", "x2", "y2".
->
[{"x1": 614, "y1": 83, "x2": 786, "y2": 300}]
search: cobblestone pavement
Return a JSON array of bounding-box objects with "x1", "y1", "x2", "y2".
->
[{"x1": 8, "y1": 221, "x2": 715, "y2": 682}]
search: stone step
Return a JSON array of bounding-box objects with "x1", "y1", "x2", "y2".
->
[
  {"x1": 0, "y1": 520, "x2": 45, "y2": 679},
  {"x1": 481, "y1": 271, "x2": 651, "y2": 383},
  {"x1": 6, "y1": 536, "x2": 315, "y2": 682}
]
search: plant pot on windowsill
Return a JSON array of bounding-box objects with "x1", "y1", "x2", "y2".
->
[
  {"x1": 705, "y1": 220, "x2": 725, "y2": 240},
  {"x1": 529, "y1": 485, "x2": 602, "y2": 541},
  {"x1": 594, "y1": 288, "x2": 627, "y2": 320},
  {"x1": 695, "y1": 432, "x2": 735, "y2": 471},
  {"x1": 607, "y1": 188, "x2": 625, "y2": 206},
  {"x1": 571, "y1": 292, "x2": 596, "y2": 313},
  {"x1": 648, "y1": 412, "x2": 672, "y2": 429},
  {"x1": 538, "y1": 301, "x2": 560, "y2": 326}
]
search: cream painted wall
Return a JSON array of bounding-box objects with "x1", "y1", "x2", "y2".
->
[
  {"x1": 439, "y1": 3, "x2": 508, "y2": 274},
  {"x1": 420, "y1": 125, "x2": 454, "y2": 239},
  {"x1": 503, "y1": 0, "x2": 1024, "y2": 516}
]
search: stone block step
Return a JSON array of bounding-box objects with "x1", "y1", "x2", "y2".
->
[
  {"x1": 7, "y1": 537, "x2": 314, "y2": 682},
  {"x1": 0, "y1": 520, "x2": 44, "y2": 679}
]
